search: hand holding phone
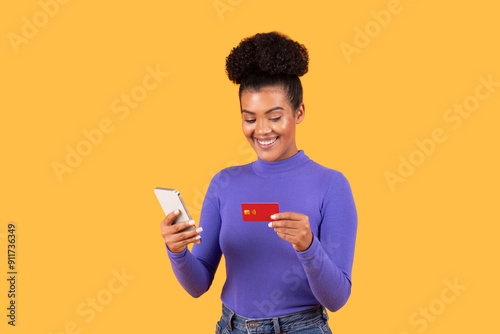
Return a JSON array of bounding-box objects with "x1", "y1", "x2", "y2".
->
[
  {"x1": 156, "y1": 187, "x2": 202, "y2": 253},
  {"x1": 155, "y1": 187, "x2": 194, "y2": 232}
]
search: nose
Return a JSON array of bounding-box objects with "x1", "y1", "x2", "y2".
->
[{"x1": 255, "y1": 118, "x2": 271, "y2": 134}]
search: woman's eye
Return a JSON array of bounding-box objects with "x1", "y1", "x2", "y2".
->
[{"x1": 243, "y1": 117, "x2": 281, "y2": 123}]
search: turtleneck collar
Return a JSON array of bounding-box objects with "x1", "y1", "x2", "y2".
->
[{"x1": 252, "y1": 150, "x2": 312, "y2": 176}]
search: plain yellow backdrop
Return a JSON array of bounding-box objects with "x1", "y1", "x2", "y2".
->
[{"x1": 1, "y1": 0, "x2": 499, "y2": 333}]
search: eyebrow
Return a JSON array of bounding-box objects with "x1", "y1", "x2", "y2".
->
[{"x1": 241, "y1": 106, "x2": 285, "y2": 115}]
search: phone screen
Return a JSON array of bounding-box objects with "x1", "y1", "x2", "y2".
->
[{"x1": 155, "y1": 187, "x2": 195, "y2": 232}]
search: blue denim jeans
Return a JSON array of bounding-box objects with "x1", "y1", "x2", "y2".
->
[{"x1": 215, "y1": 303, "x2": 332, "y2": 334}]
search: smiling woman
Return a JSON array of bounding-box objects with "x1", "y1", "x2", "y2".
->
[
  {"x1": 225, "y1": 32, "x2": 308, "y2": 162},
  {"x1": 240, "y1": 86, "x2": 304, "y2": 162},
  {"x1": 159, "y1": 31, "x2": 358, "y2": 334}
]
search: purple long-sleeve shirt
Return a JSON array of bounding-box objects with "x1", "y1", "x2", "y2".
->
[{"x1": 167, "y1": 150, "x2": 357, "y2": 318}]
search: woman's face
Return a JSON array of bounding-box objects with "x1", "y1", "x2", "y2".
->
[{"x1": 240, "y1": 86, "x2": 305, "y2": 162}]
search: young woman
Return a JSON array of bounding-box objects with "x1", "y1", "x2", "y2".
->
[{"x1": 160, "y1": 31, "x2": 357, "y2": 333}]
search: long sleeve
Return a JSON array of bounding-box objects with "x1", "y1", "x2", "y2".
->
[
  {"x1": 166, "y1": 172, "x2": 223, "y2": 298},
  {"x1": 163, "y1": 150, "x2": 358, "y2": 317},
  {"x1": 296, "y1": 171, "x2": 358, "y2": 312}
]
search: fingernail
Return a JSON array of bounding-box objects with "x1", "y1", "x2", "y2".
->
[
  {"x1": 195, "y1": 235, "x2": 201, "y2": 240},
  {"x1": 188, "y1": 220, "x2": 195, "y2": 225},
  {"x1": 270, "y1": 214, "x2": 276, "y2": 220},
  {"x1": 196, "y1": 227, "x2": 203, "y2": 233},
  {"x1": 268, "y1": 222, "x2": 273, "y2": 227},
  {"x1": 174, "y1": 209, "x2": 179, "y2": 214}
]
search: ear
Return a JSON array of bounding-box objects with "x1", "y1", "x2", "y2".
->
[{"x1": 295, "y1": 102, "x2": 305, "y2": 124}]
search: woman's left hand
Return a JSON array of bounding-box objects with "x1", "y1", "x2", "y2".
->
[{"x1": 268, "y1": 212, "x2": 313, "y2": 252}]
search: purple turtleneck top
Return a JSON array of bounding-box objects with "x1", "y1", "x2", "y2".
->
[{"x1": 166, "y1": 150, "x2": 357, "y2": 318}]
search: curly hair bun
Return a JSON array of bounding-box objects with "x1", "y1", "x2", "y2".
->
[{"x1": 225, "y1": 31, "x2": 309, "y2": 84}]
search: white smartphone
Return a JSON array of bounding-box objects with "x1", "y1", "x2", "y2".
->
[{"x1": 154, "y1": 187, "x2": 195, "y2": 233}]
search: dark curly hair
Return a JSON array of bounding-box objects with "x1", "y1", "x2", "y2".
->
[{"x1": 225, "y1": 31, "x2": 309, "y2": 113}]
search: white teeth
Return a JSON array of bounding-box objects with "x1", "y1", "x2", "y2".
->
[{"x1": 257, "y1": 137, "x2": 278, "y2": 145}]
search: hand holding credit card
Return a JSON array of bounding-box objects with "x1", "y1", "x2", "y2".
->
[{"x1": 241, "y1": 203, "x2": 279, "y2": 221}]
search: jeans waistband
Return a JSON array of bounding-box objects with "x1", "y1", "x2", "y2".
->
[{"x1": 221, "y1": 303, "x2": 329, "y2": 333}]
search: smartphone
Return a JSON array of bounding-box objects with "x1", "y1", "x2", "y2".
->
[
  {"x1": 154, "y1": 187, "x2": 195, "y2": 233},
  {"x1": 241, "y1": 203, "x2": 280, "y2": 222}
]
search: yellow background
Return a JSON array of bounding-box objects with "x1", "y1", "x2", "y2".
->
[{"x1": 1, "y1": 0, "x2": 499, "y2": 333}]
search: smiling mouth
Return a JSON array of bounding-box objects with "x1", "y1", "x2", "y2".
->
[{"x1": 255, "y1": 136, "x2": 279, "y2": 145}]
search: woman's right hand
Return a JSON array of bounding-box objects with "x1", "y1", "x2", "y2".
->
[{"x1": 160, "y1": 209, "x2": 203, "y2": 253}]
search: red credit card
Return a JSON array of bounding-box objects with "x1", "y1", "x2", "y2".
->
[{"x1": 241, "y1": 203, "x2": 279, "y2": 222}]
